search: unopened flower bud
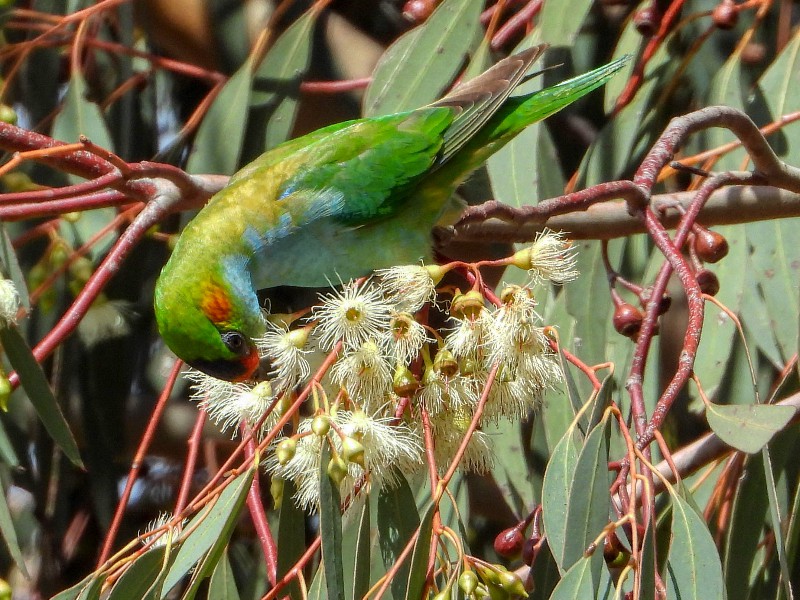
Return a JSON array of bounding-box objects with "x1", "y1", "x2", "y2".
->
[
  {"x1": 311, "y1": 414, "x2": 330, "y2": 437},
  {"x1": 0, "y1": 104, "x2": 16, "y2": 125},
  {"x1": 634, "y1": 6, "x2": 659, "y2": 36},
  {"x1": 696, "y1": 269, "x2": 720, "y2": 296},
  {"x1": 474, "y1": 563, "x2": 500, "y2": 585},
  {"x1": 69, "y1": 256, "x2": 94, "y2": 284},
  {"x1": 459, "y1": 569, "x2": 479, "y2": 594},
  {"x1": 494, "y1": 525, "x2": 525, "y2": 557},
  {"x1": 613, "y1": 303, "x2": 643, "y2": 338},
  {"x1": 498, "y1": 570, "x2": 527, "y2": 597},
  {"x1": 276, "y1": 438, "x2": 296, "y2": 465},
  {"x1": 712, "y1": 0, "x2": 738, "y2": 29},
  {"x1": 403, "y1": 0, "x2": 436, "y2": 22},
  {"x1": 327, "y1": 454, "x2": 348, "y2": 485},
  {"x1": 286, "y1": 327, "x2": 310, "y2": 349},
  {"x1": 0, "y1": 375, "x2": 11, "y2": 411},
  {"x1": 342, "y1": 436, "x2": 365, "y2": 467},
  {"x1": 693, "y1": 228, "x2": 729, "y2": 263}
]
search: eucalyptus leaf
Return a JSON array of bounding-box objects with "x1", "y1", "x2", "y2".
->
[
  {"x1": 276, "y1": 478, "x2": 304, "y2": 600},
  {"x1": 352, "y1": 499, "x2": 372, "y2": 599},
  {"x1": 246, "y1": 8, "x2": 318, "y2": 157},
  {"x1": 0, "y1": 475, "x2": 27, "y2": 576},
  {"x1": 538, "y1": 0, "x2": 594, "y2": 47},
  {"x1": 541, "y1": 424, "x2": 581, "y2": 573},
  {"x1": 705, "y1": 402, "x2": 795, "y2": 454},
  {"x1": 0, "y1": 417, "x2": 18, "y2": 467},
  {"x1": 665, "y1": 487, "x2": 725, "y2": 600},
  {"x1": 364, "y1": 0, "x2": 482, "y2": 116},
  {"x1": 404, "y1": 503, "x2": 435, "y2": 600},
  {"x1": 0, "y1": 223, "x2": 29, "y2": 312},
  {"x1": 51, "y1": 73, "x2": 118, "y2": 260},
  {"x1": 723, "y1": 451, "x2": 768, "y2": 600},
  {"x1": 762, "y1": 446, "x2": 794, "y2": 599},
  {"x1": 161, "y1": 468, "x2": 254, "y2": 596},
  {"x1": 0, "y1": 326, "x2": 82, "y2": 467},
  {"x1": 561, "y1": 416, "x2": 611, "y2": 577},
  {"x1": 208, "y1": 549, "x2": 241, "y2": 600},
  {"x1": 107, "y1": 546, "x2": 169, "y2": 600},
  {"x1": 378, "y1": 470, "x2": 420, "y2": 599},
  {"x1": 50, "y1": 575, "x2": 101, "y2": 600},
  {"x1": 319, "y1": 444, "x2": 344, "y2": 600},
  {"x1": 186, "y1": 56, "x2": 254, "y2": 176},
  {"x1": 548, "y1": 555, "x2": 613, "y2": 600}
]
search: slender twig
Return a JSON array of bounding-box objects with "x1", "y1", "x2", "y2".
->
[{"x1": 97, "y1": 360, "x2": 183, "y2": 567}]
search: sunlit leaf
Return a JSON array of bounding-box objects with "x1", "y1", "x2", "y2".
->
[
  {"x1": 538, "y1": 0, "x2": 593, "y2": 47},
  {"x1": 665, "y1": 487, "x2": 725, "y2": 599},
  {"x1": 162, "y1": 468, "x2": 254, "y2": 596},
  {"x1": 541, "y1": 423, "x2": 581, "y2": 573},
  {"x1": 364, "y1": 0, "x2": 482, "y2": 116},
  {"x1": 548, "y1": 555, "x2": 613, "y2": 599},
  {"x1": 636, "y1": 518, "x2": 657, "y2": 600},
  {"x1": 246, "y1": 8, "x2": 318, "y2": 157},
  {"x1": 561, "y1": 416, "x2": 611, "y2": 576},
  {"x1": 746, "y1": 218, "x2": 800, "y2": 364},
  {"x1": 705, "y1": 402, "x2": 795, "y2": 454},
  {"x1": 186, "y1": 58, "x2": 254, "y2": 176}
]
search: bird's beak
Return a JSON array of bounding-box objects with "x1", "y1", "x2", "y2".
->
[
  {"x1": 236, "y1": 343, "x2": 261, "y2": 382},
  {"x1": 189, "y1": 343, "x2": 260, "y2": 382}
]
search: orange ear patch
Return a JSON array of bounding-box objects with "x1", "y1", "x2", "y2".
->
[{"x1": 201, "y1": 284, "x2": 233, "y2": 325}]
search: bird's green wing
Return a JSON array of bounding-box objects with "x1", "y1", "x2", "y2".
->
[
  {"x1": 276, "y1": 107, "x2": 456, "y2": 225},
  {"x1": 228, "y1": 119, "x2": 356, "y2": 185}
]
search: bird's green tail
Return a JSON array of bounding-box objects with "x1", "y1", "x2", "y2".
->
[{"x1": 488, "y1": 54, "x2": 631, "y2": 141}]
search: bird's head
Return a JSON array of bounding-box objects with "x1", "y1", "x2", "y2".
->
[{"x1": 154, "y1": 261, "x2": 265, "y2": 382}]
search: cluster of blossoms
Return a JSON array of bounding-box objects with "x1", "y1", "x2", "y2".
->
[{"x1": 188, "y1": 232, "x2": 577, "y2": 510}]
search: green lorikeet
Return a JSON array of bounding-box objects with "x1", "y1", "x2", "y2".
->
[{"x1": 154, "y1": 45, "x2": 628, "y2": 381}]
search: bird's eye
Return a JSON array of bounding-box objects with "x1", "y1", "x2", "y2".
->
[{"x1": 221, "y1": 331, "x2": 248, "y2": 356}]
